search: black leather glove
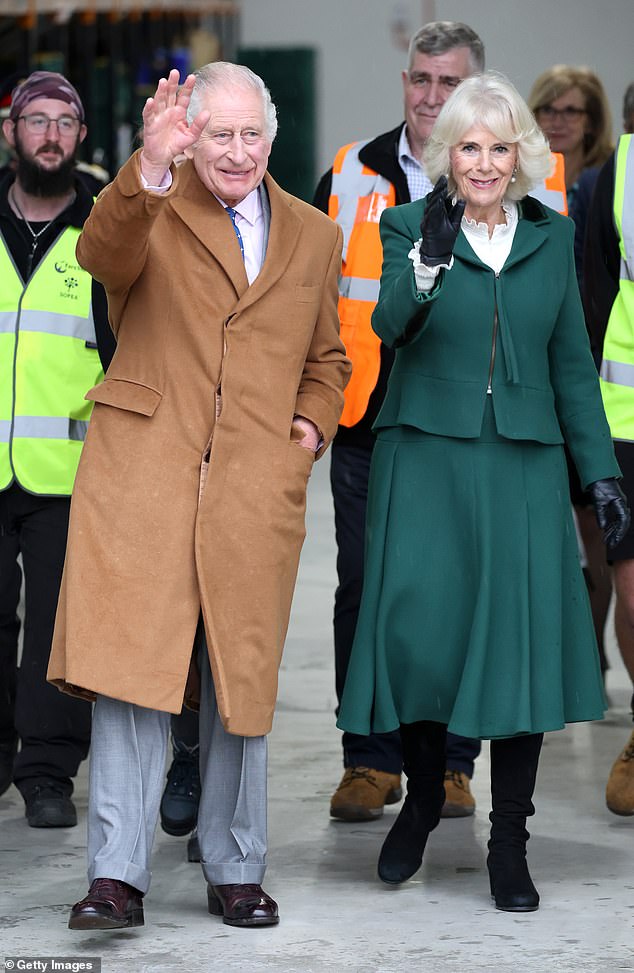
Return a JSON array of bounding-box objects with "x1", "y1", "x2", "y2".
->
[
  {"x1": 588, "y1": 478, "x2": 631, "y2": 548},
  {"x1": 419, "y1": 175, "x2": 466, "y2": 267}
]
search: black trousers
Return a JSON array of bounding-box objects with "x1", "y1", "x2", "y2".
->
[
  {"x1": 330, "y1": 442, "x2": 482, "y2": 777},
  {"x1": 0, "y1": 536, "x2": 20, "y2": 747},
  {"x1": 0, "y1": 483, "x2": 91, "y2": 796}
]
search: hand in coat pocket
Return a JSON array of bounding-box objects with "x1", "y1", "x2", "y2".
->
[{"x1": 291, "y1": 415, "x2": 321, "y2": 452}]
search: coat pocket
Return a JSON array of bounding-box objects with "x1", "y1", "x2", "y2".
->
[
  {"x1": 84, "y1": 378, "x2": 162, "y2": 416},
  {"x1": 295, "y1": 284, "x2": 321, "y2": 303}
]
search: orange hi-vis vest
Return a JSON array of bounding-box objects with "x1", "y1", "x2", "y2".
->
[
  {"x1": 328, "y1": 144, "x2": 567, "y2": 428},
  {"x1": 329, "y1": 140, "x2": 396, "y2": 427},
  {"x1": 528, "y1": 152, "x2": 568, "y2": 215}
]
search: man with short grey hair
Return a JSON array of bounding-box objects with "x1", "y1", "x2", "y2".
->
[
  {"x1": 313, "y1": 21, "x2": 485, "y2": 824},
  {"x1": 50, "y1": 61, "x2": 349, "y2": 931}
]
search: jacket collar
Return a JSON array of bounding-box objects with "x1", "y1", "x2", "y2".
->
[
  {"x1": 453, "y1": 194, "x2": 552, "y2": 272},
  {"x1": 0, "y1": 171, "x2": 94, "y2": 229},
  {"x1": 358, "y1": 124, "x2": 411, "y2": 205}
]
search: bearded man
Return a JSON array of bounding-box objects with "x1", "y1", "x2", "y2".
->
[{"x1": 0, "y1": 71, "x2": 109, "y2": 825}]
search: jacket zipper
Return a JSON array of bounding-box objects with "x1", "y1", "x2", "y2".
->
[{"x1": 487, "y1": 272, "x2": 500, "y2": 393}]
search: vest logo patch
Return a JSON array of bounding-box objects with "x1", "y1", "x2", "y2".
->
[
  {"x1": 55, "y1": 259, "x2": 81, "y2": 275},
  {"x1": 52, "y1": 260, "x2": 83, "y2": 299},
  {"x1": 358, "y1": 192, "x2": 390, "y2": 225}
]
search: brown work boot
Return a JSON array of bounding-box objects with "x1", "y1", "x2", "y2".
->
[
  {"x1": 606, "y1": 729, "x2": 634, "y2": 816},
  {"x1": 330, "y1": 766, "x2": 402, "y2": 821},
  {"x1": 440, "y1": 769, "x2": 476, "y2": 818}
]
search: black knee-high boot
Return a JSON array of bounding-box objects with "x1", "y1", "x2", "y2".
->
[
  {"x1": 488, "y1": 733, "x2": 543, "y2": 912},
  {"x1": 377, "y1": 720, "x2": 447, "y2": 885}
]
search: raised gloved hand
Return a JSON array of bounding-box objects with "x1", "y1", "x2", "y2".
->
[
  {"x1": 588, "y1": 478, "x2": 630, "y2": 548},
  {"x1": 419, "y1": 175, "x2": 466, "y2": 267}
]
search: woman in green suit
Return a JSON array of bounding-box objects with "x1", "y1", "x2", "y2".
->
[{"x1": 337, "y1": 72, "x2": 629, "y2": 912}]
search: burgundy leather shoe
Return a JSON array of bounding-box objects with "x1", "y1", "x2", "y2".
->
[
  {"x1": 207, "y1": 883, "x2": 279, "y2": 927},
  {"x1": 68, "y1": 878, "x2": 144, "y2": 929}
]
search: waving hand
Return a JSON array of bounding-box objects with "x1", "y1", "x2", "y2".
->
[{"x1": 140, "y1": 70, "x2": 210, "y2": 184}]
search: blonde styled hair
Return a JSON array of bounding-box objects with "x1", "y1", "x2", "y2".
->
[
  {"x1": 424, "y1": 72, "x2": 554, "y2": 201},
  {"x1": 528, "y1": 65, "x2": 613, "y2": 169}
]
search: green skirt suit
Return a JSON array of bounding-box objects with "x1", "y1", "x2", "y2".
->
[{"x1": 337, "y1": 196, "x2": 619, "y2": 741}]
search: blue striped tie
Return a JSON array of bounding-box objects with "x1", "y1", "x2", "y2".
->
[{"x1": 225, "y1": 206, "x2": 245, "y2": 261}]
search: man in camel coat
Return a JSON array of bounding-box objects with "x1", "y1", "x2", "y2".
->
[{"x1": 48, "y1": 62, "x2": 350, "y2": 930}]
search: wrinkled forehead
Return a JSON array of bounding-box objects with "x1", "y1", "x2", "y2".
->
[
  {"x1": 201, "y1": 84, "x2": 267, "y2": 130},
  {"x1": 409, "y1": 47, "x2": 474, "y2": 80}
]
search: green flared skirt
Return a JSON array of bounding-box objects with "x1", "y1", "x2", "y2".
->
[{"x1": 337, "y1": 400, "x2": 606, "y2": 740}]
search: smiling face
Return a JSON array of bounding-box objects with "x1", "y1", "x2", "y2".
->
[
  {"x1": 186, "y1": 84, "x2": 272, "y2": 207},
  {"x1": 450, "y1": 125, "x2": 518, "y2": 226},
  {"x1": 402, "y1": 47, "x2": 475, "y2": 159}
]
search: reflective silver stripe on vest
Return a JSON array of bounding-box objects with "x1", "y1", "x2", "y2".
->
[
  {"x1": 331, "y1": 140, "x2": 393, "y2": 260},
  {"x1": 11, "y1": 416, "x2": 87, "y2": 440},
  {"x1": 0, "y1": 419, "x2": 10, "y2": 443},
  {"x1": 619, "y1": 136, "x2": 634, "y2": 283},
  {"x1": 339, "y1": 275, "x2": 381, "y2": 303},
  {"x1": 529, "y1": 184, "x2": 565, "y2": 212},
  {"x1": 600, "y1": 358, "x2": 634, "y2": 388},
  {"x1": 0, "y1": 311, "x2": 16, "y2": 334},
  {"x1": 14, "y1": 307, "x2": 96, "y2": 342}
]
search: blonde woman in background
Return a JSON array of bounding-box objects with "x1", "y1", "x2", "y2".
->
[{"x1": 529, "y1": 65, "x2": 613, "y2": 230}]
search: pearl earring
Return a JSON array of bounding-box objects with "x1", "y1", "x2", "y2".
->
[{"x1": 510, "y1": 167, "x2": 518, "y2": 184}]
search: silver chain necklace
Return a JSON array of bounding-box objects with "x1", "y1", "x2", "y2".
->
[{"x1": 9, "y1": 185, "x2": 57, "y2": 252}]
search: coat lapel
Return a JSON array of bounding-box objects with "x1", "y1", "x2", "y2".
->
[
  {"x1": 168, "y1": 167, "x2": 303, "y2": 308},
  {"x1": 168, "y1": 161, "x2": 249, "y2": 298},
  {"x1": 232, "y1": 172, "x2": 303, "y2": 314}
]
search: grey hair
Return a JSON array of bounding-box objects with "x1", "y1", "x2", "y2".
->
[
  {"x1": 407, "y1": 21, "x2": 485, "y2": 74},
  {"x1": 623, "y1": 81, "x2": 634, "y2": 133},
  {"x1": 423, "y1": 72, "x2": 554, "y2": 202},
  {"x1": 187, "y1": 61, "x2": 278, "y2": 142}
]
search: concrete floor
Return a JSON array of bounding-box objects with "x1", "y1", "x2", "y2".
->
[{"x1": 1, "y1": 457, "x2": 633, "y2": 973}]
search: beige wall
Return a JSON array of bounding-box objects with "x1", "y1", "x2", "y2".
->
[{"x1": 240, "y1": 0, "x2": 634, "y2": 177}]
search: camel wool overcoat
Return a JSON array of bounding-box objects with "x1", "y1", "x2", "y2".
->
[{"x1": 47, "y1": 151, "x2": 350, "y2": 736}]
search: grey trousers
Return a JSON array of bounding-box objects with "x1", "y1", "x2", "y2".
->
[{"x1": 87, "y1": 633, "x2": 268, "y2": 894}]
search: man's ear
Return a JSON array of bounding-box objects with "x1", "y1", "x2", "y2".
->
[
  {"x1": 2, "y1": 118, "x2": 16, "y2": 148},
  {"x1": 78, "y1": 123, "x2": 87, "y2": 145}
]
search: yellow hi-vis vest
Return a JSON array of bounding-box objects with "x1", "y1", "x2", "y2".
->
[
  {"x1": 329, "y1": 144, "x2": 567, "y2": 428},
  {"x1": 599, "y1": 134, "x2": 634, "y2": 441},
  {"x1": 0, "y1": 226, "x2": 103, "y2": 495}
]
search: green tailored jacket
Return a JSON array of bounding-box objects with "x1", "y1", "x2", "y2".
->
[{"x1": 371, "y1": 195, "x2": 619, "y2": 489}]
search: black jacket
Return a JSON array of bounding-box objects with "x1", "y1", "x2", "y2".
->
[
  {"x1": 313, "y1": 125, "x2": 409, "y2": 449},
  {"x1": 582, "y1": 153, "x2": 619, "y2": 365},
  {"x1": 0, "y1": 172, "x2": 114, "y2": 371}
]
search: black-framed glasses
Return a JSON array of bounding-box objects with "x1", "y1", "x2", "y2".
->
[
  {"x1": 536, "y1": 105, "x2": 586, "y2": 122},
  {"x1": 16, "y1": 113, "x2": 82, "y2": 135}
]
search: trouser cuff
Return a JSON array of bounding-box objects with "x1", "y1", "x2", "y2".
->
[{"x1": 202, "y1": 861, "x2": 266, "y2": 886}]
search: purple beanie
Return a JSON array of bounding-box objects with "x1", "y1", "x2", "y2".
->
[{"x1": 9, "y1": 71, "x2": 85, "y2": 123}]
